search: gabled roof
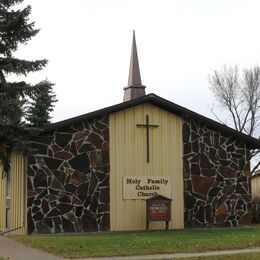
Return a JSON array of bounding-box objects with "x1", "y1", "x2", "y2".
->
[
  {"x1": 44, "y1": 93, "x2": 260, "y2": 149},
  {"x1": 251, "y1": 170, "x2": 260, "y2": 179},
  {"x1": 146, "y1": 194, "x2": 172, "y2": 201}
]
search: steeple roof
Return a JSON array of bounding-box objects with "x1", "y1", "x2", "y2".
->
[
  {"x1": 123, "y1": 31, "x2": 146, "y2": 102},
  {"x1": 127, "y1": 30, "x2": 142, "y2": 87}
]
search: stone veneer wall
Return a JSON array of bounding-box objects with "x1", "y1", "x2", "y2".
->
[
  {"x1": 183, "y1": 119, "x2": 251, "y2": 227},
  {"x1": 27, "y1": 115, "x2": 109, "y2": 234}
]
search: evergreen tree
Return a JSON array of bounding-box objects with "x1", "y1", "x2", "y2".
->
[
  {"x1": 0, "y1": 0, "x2": 55, "y2": 172},
  {"x1": 26, "y1": 80, "x2": 57, "y2": 128}
]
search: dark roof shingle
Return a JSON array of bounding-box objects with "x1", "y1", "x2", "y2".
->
[{"x1": 44, "y1": 93, "x2": 260, "y2": 149}]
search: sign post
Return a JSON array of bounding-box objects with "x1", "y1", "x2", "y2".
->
[{"x1": 146, "y1": 194, "x2": 172, "y2": 231}]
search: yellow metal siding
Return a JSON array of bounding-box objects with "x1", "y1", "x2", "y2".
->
[
  {"x1": 252, "y1": 175, "x2": 260, "y2": 199},
  {"x1": 0, "y1": 164, "x2": 6, "y2": 230},
  {"x1": 110, "y1": 103, "x2": 184, "y2": 231},
  {"x1": 10, "y1": 152, "x2": 26, "y2": 235}
]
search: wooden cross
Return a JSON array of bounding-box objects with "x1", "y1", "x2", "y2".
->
[{"x1": 136, "y1": 114, "x2": 159, "y2": 163}]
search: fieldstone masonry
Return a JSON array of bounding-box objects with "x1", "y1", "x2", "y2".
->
[
  {"x1": 183, "y1": 119, "x2": 252, "y2": 227},
  {"x1": 26, "y1": 110, "x2": 254, "y2": 234},
  {"x1": 27, "y1": 115, "x2": 109, "y2": 234}
]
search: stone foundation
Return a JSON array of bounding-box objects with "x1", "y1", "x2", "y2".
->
[
  {"x1": 183, "y1": 119, "x2": 251, "y2": 227},
  {"x1": 27, "y1": 115, "x2": 109, "y2": 234}
]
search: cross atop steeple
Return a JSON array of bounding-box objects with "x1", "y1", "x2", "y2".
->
[{"x1": 123, "y1": 30, "x2": 146, "y2": 102}]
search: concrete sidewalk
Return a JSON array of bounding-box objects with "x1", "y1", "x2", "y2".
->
[
  {"x1": 0, "y1": 235, "x2": 62, "y2": 260},
  {"x1": 84, "y1": 247, "x2": 260, "y2": 259},
  {"x1": 0, "y1": 235, "x2": 260, "y2": 260}
]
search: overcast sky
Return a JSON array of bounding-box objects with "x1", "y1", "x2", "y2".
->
[{"x1": 17, "y1": 0, "x2": 260, "y2": 123}]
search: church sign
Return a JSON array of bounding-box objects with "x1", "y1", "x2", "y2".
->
[
  {"x1": 146, "y1": 195, "x2": 172, "y2": 230},
  {"x1": 123, "y1": 176, "x2": 171, "y2": 199}
]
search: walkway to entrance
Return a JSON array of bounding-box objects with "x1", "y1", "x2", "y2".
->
[{"x1": 0, "y1": 235, "x2": 62, "y2": 260}]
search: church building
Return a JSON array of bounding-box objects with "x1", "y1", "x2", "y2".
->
[{"x1": 1, "y1": 32, "x2": 260, "y2": 234}]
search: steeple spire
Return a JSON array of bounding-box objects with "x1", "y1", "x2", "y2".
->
[{"x1": 123, "y1": 30, "x2": 146, "y2": 102}]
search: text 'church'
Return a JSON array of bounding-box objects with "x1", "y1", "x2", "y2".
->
[{"x1": 1, "y1": 32, "x2": 260, "y2": 234}]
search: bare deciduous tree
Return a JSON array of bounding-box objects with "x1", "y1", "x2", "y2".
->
[{"x1": 209, "y1": 65, "x2": 260, "y2": 173}]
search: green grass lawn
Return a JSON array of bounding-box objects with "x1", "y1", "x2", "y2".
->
[{"x1": 13, "y1": 228, "x2": 260, "y2": 258}]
